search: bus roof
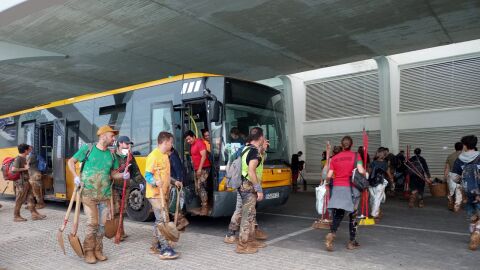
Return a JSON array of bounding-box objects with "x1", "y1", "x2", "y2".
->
[{"x1": 0, "y1": 73, "x2": 220, "y2": 119}]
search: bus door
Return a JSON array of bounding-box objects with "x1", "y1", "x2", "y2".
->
[
  {"x1": 52, "y1": 119, "x2": 66, "y2": 198},
  {"x1": 181, "y1": 100, "x2": 212, "y2": 212}
]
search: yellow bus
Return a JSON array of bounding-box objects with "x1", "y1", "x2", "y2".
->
[{"x1": 0, "y1": 73, "x2": 291, "y2": 221}]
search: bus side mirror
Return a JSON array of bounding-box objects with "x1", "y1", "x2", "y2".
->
[{"x1": 209, "y1": 100, "x2": 221, "y2": 123}]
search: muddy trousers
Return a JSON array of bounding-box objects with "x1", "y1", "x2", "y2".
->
[
  {"x1": 447, "y1": 173, "x2": 462, "y2": 208},
  {"x1": 29, "y1": 173, "x2": 44, "y2": 205},
  {"x1": 227, "y1": 192, "x2": 259, "y2": 235},
  {"x1": 330, "y1": 209, "x2": 358, "y2": 241},
  {"x1": 14, "y1": 181, "x2": 37, "y2": 216},
  {"x1": 148, "y1": 198, "x2": 170, "y2": 249},
  {"x1": 195, "y1": 169, "x2": 209, "y2": 206},
  {"x1": 238, "y1": 191, "x2": 257, "y2": 243},
  {"x1": 82, "y1": 197, "x2": 109, "y2": 248}
]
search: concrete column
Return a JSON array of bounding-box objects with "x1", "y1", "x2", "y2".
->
[
  {"x1": 0, "y1": 41, "x2": 66, "y2": 62},
  {"x1": 374, "y1": 56, "x2": 400, "y2": 153}
]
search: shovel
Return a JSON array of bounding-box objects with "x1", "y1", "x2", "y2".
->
[
  {"x1": 57, "y1": 186, "x2": 78, "y2": 254},
  {"x1": 157, "y1": 184, "x2": 180, "y2": 242},
  {"x1": 104, "y1": 194, "x2": 119, "y2": 239},
  {"x1": 69, "y1": 186, "x2": 84, "y2": 257}
]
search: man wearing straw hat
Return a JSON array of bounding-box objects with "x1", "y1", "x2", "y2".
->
[{"x1": 67, "y1": 125, "x2": 123, "y2": 264}]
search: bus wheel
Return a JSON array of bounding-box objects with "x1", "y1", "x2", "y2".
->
[{"x1": 126, "y1": 187, "x2": 154, "y2": 222}]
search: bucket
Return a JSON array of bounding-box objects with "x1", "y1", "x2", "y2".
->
[{"x1": 429, "y1": 182, "x2": 447, "y2": 197}]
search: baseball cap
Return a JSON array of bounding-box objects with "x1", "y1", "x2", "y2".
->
[
  {"x1": 117, "y1": 136, "x2": 134, "y2": 145},
  {"x1": 97, "y1": 125, "x2": 119, "y2": 136}
]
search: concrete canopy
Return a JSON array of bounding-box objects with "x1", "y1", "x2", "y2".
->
[{"x1": 0, "y1": 0, "x2": 479, "y2": 114}]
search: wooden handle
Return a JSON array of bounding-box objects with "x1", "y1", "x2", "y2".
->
[
  {"x1": 59, "y1": 187, "x2": 77, "y2": 232},
  {"x1": 158, "y1": 182, "x2": 169, "y2": 223},
  {"x1": 72, "y1": 187, "x2": 83, "y2": 236},
  {"x1": 174, "y1": 187, "x2": 181, "y2": 225}
]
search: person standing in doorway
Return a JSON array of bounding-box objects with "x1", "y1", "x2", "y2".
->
[
  {"x1": 445, "y1": 142, "x2": 463, "y2": 212},
  {"x1": 67, "y1": 125, "x2": 122, "y2": 264},
  {"x1": 184, "y1": 130, "x2": 211, "y2": 216},
  {"x1": 11, "y1": 143, "x2": 46, "y2": 222},
  {"x1": 201, "y1": 129, "x2": 211, "y2": 154}
]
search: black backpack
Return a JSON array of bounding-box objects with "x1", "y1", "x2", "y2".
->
[{"x1": 369, "y1": 161, "x2": 386, "y2": 187}]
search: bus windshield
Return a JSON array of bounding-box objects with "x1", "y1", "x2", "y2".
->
[{"x1": 218, "y1": 79, "x2": 288, "y2": 166}]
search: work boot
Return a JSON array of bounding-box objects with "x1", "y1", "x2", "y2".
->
[
  {"x1": 248, "y1": 239, "x2": 267, "y2": 248},
  {"x1": 447, "y1": 197, "x2": 454, "y2": 211},
  {"x1": 254, "y1": 227, "x2": 268, "y2": 240},
  {"x1": 13, "y1": 202, "x2": 27, "y2": 222},
  {"x1": 325, "y1": 232, "x2": 336, "y2": 252},
  {"x1": 346, "y1": 240, "x2": 360, "y2": 250},
  {"x1": 469, "y1": 231, "x2": 480, "y2": 251},
  {"x1": 418, "y1": 200, "x2": 425, "y2": 208},
  {"x1": 94, "y1": 236, "x2": 107, "y2": 261},
  {"x1": 200, "y1": 203, "x2": 209, "y2": 216},
  {"x1": 224, "y1": 235, "x2": 238, "y2": 244},
  {"x1": 83, "y1": 235, "x2": 97, "y2": 264},
  {"x1": 408, "y1": 193, "x2": 416, "y2": 208},
  {"x1": 235, "y1": 240, "x2": 258, "y2": 254}
]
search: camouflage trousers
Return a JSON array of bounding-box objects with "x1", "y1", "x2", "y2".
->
[
  {"x1": 228, "y1": 191, "x2": 258, "y2": 232},
  {"x1": 195, "y1": 168, "x2": 209, "y2": 204},
  {"x1": 82, "y1": 197, "x2": 109, "y2": 237},
  {"x1": 112, "y1": 188, "x2": 126, "y2": 217},
  {"x1": 236, "y1": 181, "x2": 257, "y2": 243}
]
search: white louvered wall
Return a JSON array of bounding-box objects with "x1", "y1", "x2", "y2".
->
[
  {"x1": 399, "y1": 126, "x2": 480, "y2": 178},
  {"x1": 400, "y1": 57, "x2": 480, "y2": 112},
  {"x1": 304, "y1": 130, "x2": 381, "y2": 174},
  {"x1": 305, "y1": 72, "x2": 380, "y2": 120}
]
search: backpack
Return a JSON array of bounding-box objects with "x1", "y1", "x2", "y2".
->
[
  {"x1": 461, "y1": 156, "x2": 480, "y2": 200},
  {"x1": 225, "y1": 146, "x2": 250, "y2": 189},
  {"x1": 2, "y1": 157, "x2": 20, "y2": 181},
  {"x1": 37, "y1": 155, "x2": 47, "y2": 173},
  {"x1": 369, "y1": 161, "x2": 386, "y2": 187}
]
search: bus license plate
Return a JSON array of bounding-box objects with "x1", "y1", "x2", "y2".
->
[{"x1": 265, "y1": 192, "x2": 280, "y2": 200}]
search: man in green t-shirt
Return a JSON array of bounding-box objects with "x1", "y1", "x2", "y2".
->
[{"x1": 67, "y1": 125, "x2": 125, "y2": 264}]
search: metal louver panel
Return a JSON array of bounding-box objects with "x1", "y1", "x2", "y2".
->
[
  {"x1": 304, "y1": 130, "x2": 381, "y2": 174},
  {"x1": 399, "y1": 126, "x2": 480, "y2": 178},
  {"x1": 400, "y1": 57, "x2": 480, "y2": 112},
  {"x1": 305, "y1": 72, "x2": 380, "y2": 121}
]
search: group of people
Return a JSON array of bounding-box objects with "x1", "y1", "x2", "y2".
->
[{"x1": 312, "y1": 134, "x2": 480, "y2": 252}]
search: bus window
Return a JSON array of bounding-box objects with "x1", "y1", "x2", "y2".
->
[{"x1": 151, "y1": 103, "x2": 173, "y2": 151}]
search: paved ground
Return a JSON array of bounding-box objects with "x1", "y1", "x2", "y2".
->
[{"x1": 0, "y1": 192, "x2": 478, "y2": 270}]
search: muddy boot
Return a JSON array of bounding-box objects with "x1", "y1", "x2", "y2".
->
[
  {"x1": 248, "y1": 238, "x2": 267, "y2": 248},
  {"x1": 150, "y1": 237, "x2": 160, "y2": 254},
  {"x1": 325, "y1": 232, "x2": 336, "y2": 252},
  {"x1": 83, "y1": 235, "x2": 97, "y2": 264},
  {"x1": 469, "y1": 231, "x2": 480, "y2": 251},
  {"x1": 408, "y1": 193, "x2": 416, "y2": 208},
  {"x1": 235, "y1": 240, "x2": 258, "y2": 254},
  {"x1": 346, "y1": 240, "x2": 360, "y2": 250},
  {"x1": 447, "y1": 197, "x2": 454, "y2": 211},
  {"x1": 418, "y1": 200, "x2": 425, "y2": 208},
  {"x1": 94, "y1": 236, "x2": 107, "y2": 261},
  {"x1": 200, "y1": 203, "x2": 209, "y2": 216},
  {"x1": 224, "y1": 232, "x2": 238, "y2": 244},
  {"x1": 254, "y1": 227, "x2": 268, "y2": 240},
  {"x1": 13, "y1": 201, "x2": 27, "y2": 222}
]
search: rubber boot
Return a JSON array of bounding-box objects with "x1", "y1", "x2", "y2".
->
[
  {"x1": 94, "y1": 236, "x2": 108, "y2": 261},
  {"x1": 254, "y1": 227, "x2": 268, "y2": 240},
  {"x1": 235, "y1": 240, "x2": 258, "y2": 254},
  {"x1": 83, "y1": 235, "x2": 97, "y2": 264},
  {"x1": 469, "y1": 231, "x2": 480, "y2": 251},
  {"x1": 325, "y1": 232, "x2": 336, "y2": 252},
  {"x1": 13, "y1": 201, "x2": 27, "y2": 222},
  {"x1": 408, "y1": 193, "x2": 416, "y2": 208}
]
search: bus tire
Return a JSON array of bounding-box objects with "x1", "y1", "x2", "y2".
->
[{"x1": 126, "y1": 187, "x2": 154, "y2": 222}]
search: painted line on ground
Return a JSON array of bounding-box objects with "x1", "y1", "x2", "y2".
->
[
  {"x1": 265, "y1": 227, "x2": 315, "y2": 245},
  {"x1": 259, "y1": 212, "x2": 470, "y2": 236}
]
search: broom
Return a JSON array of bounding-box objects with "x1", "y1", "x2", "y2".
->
[{"x1": 359, "y1": 129, "x2": 375, "y2": 226}]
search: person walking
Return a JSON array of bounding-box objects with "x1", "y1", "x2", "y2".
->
[
  {"x1": 168, "y1": 147, "x2": 189, "y2": 231},
  {"x1": 26, "y1": 146, "x2": 45, "y2": 209},
  {"x1": 112, "y1": 136, "x2": 145, "y2": 241},
  {"x1": 11, "y1": 143, "x2": 46, "y2": 222},
  {"x1": 445, "y1": 142, "x2": 463, "y2": 212},
  {"x1": 368, "y1": 148, "x2": 391, "y2": 221},
  {"x1": 407, "y1": 148, "x2": 432, "y2": 208},
  {"x1": 67, "y1": 125, "x2": 122, "y2": 264},
  {"x1": 324, "y1": 136, "x2": 366, "y2": 251}
]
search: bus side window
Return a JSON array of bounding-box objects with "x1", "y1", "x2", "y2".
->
[{"x1": 150, "y1": 103, "x2": 173, "y2": 151}]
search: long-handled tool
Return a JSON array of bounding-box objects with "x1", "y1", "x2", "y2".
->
[
  {"x1": 157, "y1": 182, "x2": 180, "y2": 242},
  {"x1": 57, "y1": 186, "x2": 78, "y2": 255},
  {"x1": 114, "y1": 153, "x2": 132, "y2": 244},
  {"x1": 104, "y1": 191, "x2": 119, "y2": 239},
  {"x1": 359, "y1": 129, "x2": 375, "y2": 226},
  {"x1": 69, "y1": 186, "x2": 84, "y2": 258}
]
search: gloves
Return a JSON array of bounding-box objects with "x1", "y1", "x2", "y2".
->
[
  {"x1": 139, "y1": 183, "x2": 145, "y2": 192},
  {"x1": 74, "y1": 176, "x2": 81, "y2": 187},
  {"x1": 123, "y1": 171, "x2": 130, "y2": 180}
]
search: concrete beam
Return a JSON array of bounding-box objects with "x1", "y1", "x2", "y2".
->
[{"x1": 0, "y1": 41, "x2": 67, "y2": 63}]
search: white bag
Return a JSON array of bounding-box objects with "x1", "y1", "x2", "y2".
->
[{"x1": 315, "y1": 183, "x2": 328, "y2": 215}]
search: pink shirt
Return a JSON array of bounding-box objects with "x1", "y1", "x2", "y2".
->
[
  {"x1": 329, "y1": 150, "x2": 362, "y2": 187},
  {"x1": 191, "y1": 138, "x2": 211, "y2": 170}
]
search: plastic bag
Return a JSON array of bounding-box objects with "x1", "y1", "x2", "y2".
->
[{"x1": 315, "y1": 183, "x2": 327, "y2": 215}]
